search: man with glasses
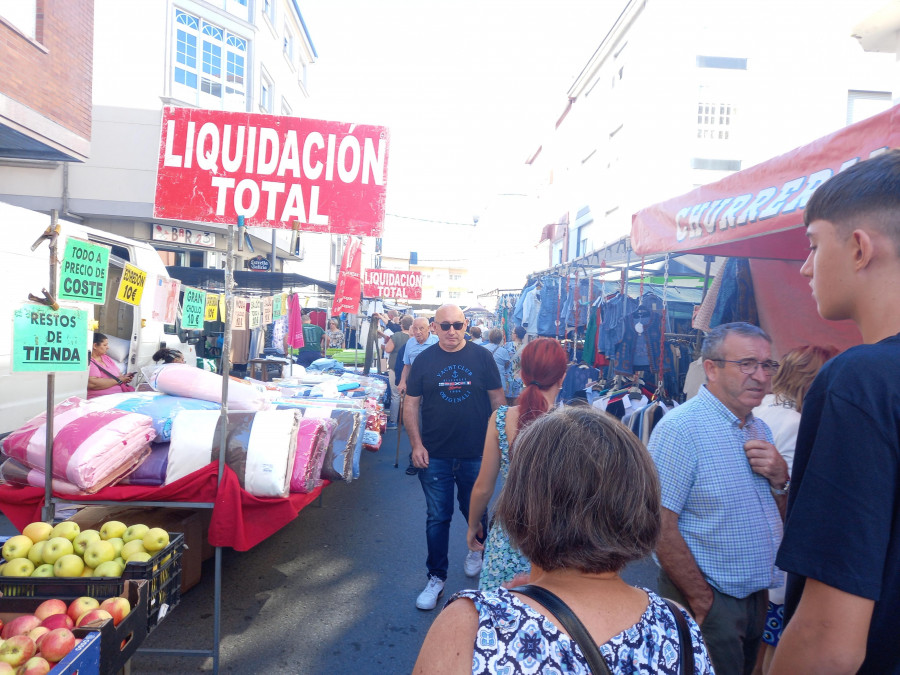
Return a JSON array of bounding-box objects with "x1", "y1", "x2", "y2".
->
[
  {"x1": 648, "y1": 322, "x2": 789, "y2": 675},
  {"x1": 404, "y1": 304, "x2": 504, "y2": 610}
]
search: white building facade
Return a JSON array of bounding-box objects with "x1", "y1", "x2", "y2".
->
[
  {"x1": 529, "y1": 0, "x2": 897, "y2": 266},
  {"x1": 0, "y1": 0, "x2": 341, "y2": 282}
]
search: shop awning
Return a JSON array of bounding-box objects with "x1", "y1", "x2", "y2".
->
[
  {"x1": 165, "y1": 267, "x2": 336, "y2": 294},
  {"x1": 631, "y1": 104, "x2": 900, "y2": 260}
]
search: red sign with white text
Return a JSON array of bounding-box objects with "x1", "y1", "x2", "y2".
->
[
  {"x1": 362, "y1": 269, "x2": 422, "y2": 300},
  {"x1": 332, "y1": 237, "x2": 362, "y2": 315},
  {"x1": 154, "y1": 107, "x2": 390, "y2": 236}
]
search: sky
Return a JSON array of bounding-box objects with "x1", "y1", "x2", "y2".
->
[{"x1": 300, "y1": 1, "x2": 626, "y2": 263}]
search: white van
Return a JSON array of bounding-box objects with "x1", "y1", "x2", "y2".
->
[{"x1": 0, "y1": 202, "x2": 195, "y2": 435}]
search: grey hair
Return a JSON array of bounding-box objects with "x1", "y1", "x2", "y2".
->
[{"x1": 701, "y1": 322, "x2": 772, "y2": 361}]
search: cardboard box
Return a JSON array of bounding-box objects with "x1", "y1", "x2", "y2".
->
[{"x1": 70, "y1": 506, "x2": 213, "y2": 593}]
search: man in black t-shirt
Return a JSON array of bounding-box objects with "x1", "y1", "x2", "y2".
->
[
  {"x1": 404, "y1": 304, "x2": 504, "y2": 610},
  {"x1": 771, "y1": 150, "x2": 900, "y2": 673}
]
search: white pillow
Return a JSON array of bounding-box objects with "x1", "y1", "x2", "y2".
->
[{"x1": 105, "y1": 335, "x2": 130, "y2": 362}]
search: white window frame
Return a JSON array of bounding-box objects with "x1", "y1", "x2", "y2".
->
[
  {"x1": 260, "y1": 69, "x2": 273, "y2": 113},
  {"x1": 263, "y1": 0, "x2": 276, "y2": 27},
  {"x1": 172, "y1": 9, "x2": 247, "y2": 110},
  {"x1": 281, "y1": 97, "x2": 292, "y2": 116},
  {"x1": 0, "y1": 0, "x2": 37, "y2": 40},
  {"x1": 283, "y1": 23, "x2": 295, "y2": 68}
]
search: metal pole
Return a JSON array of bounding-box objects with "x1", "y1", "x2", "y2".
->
[
  {"x1": 270, "y1": 228, "x2": 277, "y2": 273},
  {"x1": 41, "y1": 210, "x2": 59, "y2": 524}
]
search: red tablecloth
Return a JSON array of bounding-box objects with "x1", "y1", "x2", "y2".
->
[{"x1": 0, "y1": 463, "x2": 327, "y2": 551}]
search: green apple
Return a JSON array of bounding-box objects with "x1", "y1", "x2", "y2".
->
[
  {"x1": 113, "y1": 557, "x2": 125, "y2": 568},
  {"x1": 1, "y1": 535, "x2": 33, "y2": 560},
  {"x1": 122, "y1": 524, "x2": 149, "y2": 544},
  {"x1": 72, "y1": 530, "x2": 101, "y2": 556},
  {"x1": 99, "y1": 521, "x2": 126, "y2": 540},
  {"x1": 119, "y1": 540, "x2": 145, "y2": 561},
  {"x1": 107, "y1": 538, "x2": 124, "y2": 557},
  {"x1": 53, "y1": 554, "x2": 85, "y2": 578},
  {"x1": 22, "y1": 521, "x2": 54, "y2": 543},
  {"x1": 93, "y1": 560, "x2": 124, "y2": 577},
  {"x1": 27, "y1": 541, "x2": 46, "y2": 566},
  {"x1": 41, "y1": 537, "x2": 74, "y2": 564},
  {"x1": 2, "y1": 558, "x2": 35, "y2": 577},
  {"x1": 125, "y1": 551, "x2": 152, "y2": 564},
  {"x1": 142, "y1": 528, "x2": 169, "y2": 553},
  {"x1": 81, "y1": 566, "x2": 95, "y2": 577},
  {"x1": 82, "y1": 541, "x2": 115, "y2": 569},
  {"x1": 49, "y1": 521, "x2": 80, "y2": 541},
  {"x1": 31, "y1": 563, "x2": 55, "y2": 577}
]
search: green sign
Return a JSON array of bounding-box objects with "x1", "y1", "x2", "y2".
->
[
  {"x1": 273, "y1": 293, "x2": 282, "y2": 317},
  {"x1": 182, "y1": 287, "x2": 207, "y2": 329},
  {"x1": 12, "y1": 304, "x2": 88, "y2": 372},
  {"x1": 58, "y1": 238, "x2": 109, "y2": 303}
]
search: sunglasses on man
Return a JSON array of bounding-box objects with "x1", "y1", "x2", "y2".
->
[{"x1": 437, "y1": 321, "x2": 465, "y2": 331}]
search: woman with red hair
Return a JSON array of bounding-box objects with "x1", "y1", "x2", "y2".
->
[{"x1": 466, "y1": 337, "x2": 568, "y2": 588}]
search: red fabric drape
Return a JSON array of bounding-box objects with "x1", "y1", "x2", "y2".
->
[{"x1": 0, "y1": 464, "x2": 327, "y2": 552}]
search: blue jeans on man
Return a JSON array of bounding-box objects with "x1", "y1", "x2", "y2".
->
[{"x1": 418, "y1": 456, "x2": 487, "y2": 581}]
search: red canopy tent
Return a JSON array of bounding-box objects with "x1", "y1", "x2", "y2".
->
[{"x1": 630, "y1": 105, "x2": 900, "y2": 355}]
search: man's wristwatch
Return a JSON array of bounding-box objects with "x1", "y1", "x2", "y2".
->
[{"x1": 771, "y1": 479, "x2": 791, "y2": 495}]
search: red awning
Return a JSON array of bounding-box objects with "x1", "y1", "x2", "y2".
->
[{"x1": 631, "y1": 104, "x2": 900, "y2": 260}]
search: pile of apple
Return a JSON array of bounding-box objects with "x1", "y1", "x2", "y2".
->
[
  {"x1": 0, "y1": 594, "x2": 131, "y2": 673},
  {"x1": 1, "y1": 521, "x2": 170, "y2": 578}
]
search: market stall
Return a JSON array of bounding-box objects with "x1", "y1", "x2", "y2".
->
[{"x1": 630, "y1": 104, "x2": 900, "y2": 355}]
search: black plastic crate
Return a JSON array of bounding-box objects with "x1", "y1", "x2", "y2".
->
[{"x1": 0, "y1": 532, "x2": 184, "y2": 633}]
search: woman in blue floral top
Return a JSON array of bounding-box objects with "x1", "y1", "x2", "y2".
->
[
  {"x1": 467, "y1": 338, "x2": 568, "y2": 589},
  {"x1": 415, "y1": 407, "x2": 714, "y2": 674}
]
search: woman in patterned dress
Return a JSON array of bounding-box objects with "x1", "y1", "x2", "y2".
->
[
  {"x1": 415, "y1": 407, "x2": 714, "y2": 674},
  {"x1": 466, "y1": 338, "x2": 568, "y2": 589}
]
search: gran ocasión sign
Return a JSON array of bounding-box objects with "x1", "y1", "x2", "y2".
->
[{"x1": 154, "y1": 106, "x2": 390, "y2": 237}]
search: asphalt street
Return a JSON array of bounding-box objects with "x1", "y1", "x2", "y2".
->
[{"x1": 13, "y1": 426, "x2": 659, "y2": 674}]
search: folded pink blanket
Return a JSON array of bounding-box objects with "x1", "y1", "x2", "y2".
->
[
  {"x1": 291, "y1": 418, "x2": 336, "y2": 494},
  {"x1": 0, "y1": 397, "x2": 155, "y2": 492},
  {"x1": 147, "y1": 364, "x2": 269, "y2": 411}
]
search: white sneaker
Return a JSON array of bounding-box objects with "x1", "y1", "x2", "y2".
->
[
  {"x1": 416, "y1": 575, "x2": 445, "y2": 610},
  {"x1": 464, "y1": 550, "x2": 483, "y2": 578}
]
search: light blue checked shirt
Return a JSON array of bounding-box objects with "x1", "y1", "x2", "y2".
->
[{"x1": 648, "y1": 385, "x2": 784, "y2": 599}]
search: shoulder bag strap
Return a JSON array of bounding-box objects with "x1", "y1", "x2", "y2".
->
[
  {"x1": 90, "y1": 358, "x2": 123, "y2": 384},
  {"x1": 662, "y1": 598, "x2": 695, "y2": 675},
  {"x1": 510, "y1": 585, "x2": 613, "y2": 675}
]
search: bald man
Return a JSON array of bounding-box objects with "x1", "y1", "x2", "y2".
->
[{"x1": 404, "y1": 304, "x2": 504, "y2": 610}]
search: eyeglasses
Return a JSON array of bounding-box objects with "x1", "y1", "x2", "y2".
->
[
  {"x1": 712, "y1": 358, "x2": 780, "y2": 375},
  {"x1": 437, "y1": 321, "x2": 465, "y2": 331}
]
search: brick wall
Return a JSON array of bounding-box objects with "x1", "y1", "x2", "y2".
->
[{"x1": 0, "y1": 0, "x2": 94, "y2": 141}]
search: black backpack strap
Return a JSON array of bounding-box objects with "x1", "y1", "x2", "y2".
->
[
  {"x1": 662, "y1": 598, "x2": 695, "y2": 674},
  {"x1": 510, "y1": 585, "x2": 613, "y2": 675}
]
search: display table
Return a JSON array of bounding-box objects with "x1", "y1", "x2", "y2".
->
[{"x1": 0, "y1": 462, "x2": 327, "y2": 551}]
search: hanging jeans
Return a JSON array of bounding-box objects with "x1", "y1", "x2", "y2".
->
[
  {"x1": 418, "y1": 456, "x2": 487, "y2": 581},
  {"x1": 536, "y1": 276, "x2": 566, "y2": 337}
]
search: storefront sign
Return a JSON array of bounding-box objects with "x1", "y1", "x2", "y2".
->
[
  {"x1": 219, "y1": 293, "x2": 226, "y2": 320},
  {"x1": 332, "y1": 236, "x2": 362, "y2": 315},
  {"x1": 154, "y1": 106, "x2": 390, "y2": 236},
  {"x1": 205, "y1": 294, "x2": 219, "y2": 322},
  {"x1": 262, "y1": 296, "x2": 273, "y2": 323},
  {"x1": 182, "y1": 287, "x2": 207, "y2": 329},
  {"x1": 362, "y1": 269, "x2": 422, "y2": 300},
  {"x1": 233, "y1": 298, "x2": 246, "y2": 329},
  {"x1": 12, "y1": 304, "x2": 88, "y2": 372},
  {"x1": 152, "y1": 276, "x2": 180, "y2": 323},
  {"x1": 59, "y1": 238, "x2": 109, "y2": 304},
  {"x1": 279, "y1": 293, "x2": 288, "y2": 316},
  {"x1": 115, "y1": 264, "x2": 147, "y2": 306},
  {"x1": 151, "y1": 224, "x2": 215, "y2": 248},
  {"x1": 248, "y1": 298, "x2": 261, "y2": 329},
  {"x1": 248, "y1": 255, "x2": 270, "y2": 271}
]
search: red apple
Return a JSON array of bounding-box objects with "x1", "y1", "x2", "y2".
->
[
  {"x1": 32, "y1": 600, "x2": 66, "y2": 622},
  {"x1": 99, "y1": 597, "x2": 131, "y2": 626},
  {"x1": 75, "y1": 608, "x2": 112, "y2": 628},
  {"x1": 0, "y1": 662, "x2": 12, "y2": 673},
  {"x1": 17, "y1": 655, "x2": 50, "y2": 675},
  {"x1": 66, "y1": 598, "x2": 98, "y2": 625},
  {"x1": 0, "y1": 615, "x2": 40, "y2": 640},
  {"x1": 38, "y1": 614, "x2": 73, "y2": 631},
  {"x1": 36, "y1": 628, "x2": 75, "y2": 663},
  {"x1": 0, "y1": 635, "x2": 36, "y2": 667}
]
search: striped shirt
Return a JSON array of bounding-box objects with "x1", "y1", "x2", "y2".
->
[{"x1": 648, "y1": 385, "x2": 783, "y2": 599}]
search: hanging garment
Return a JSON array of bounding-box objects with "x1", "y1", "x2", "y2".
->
[
  {"x1": 286, "y1": 294, "x2": 305, "y2": 349},
  {"x1": 536, "y1": 276, "x2": 567, "y2": 337},
  {"x1": 522, "y1": 288, "x2": 541, "y2": 335},
  {"x1": 709, "y1": 258, "x2": 759, "y2": 327},
  {"x1": 512, "y1": 283, "x2": 535, "y2": 328}
]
